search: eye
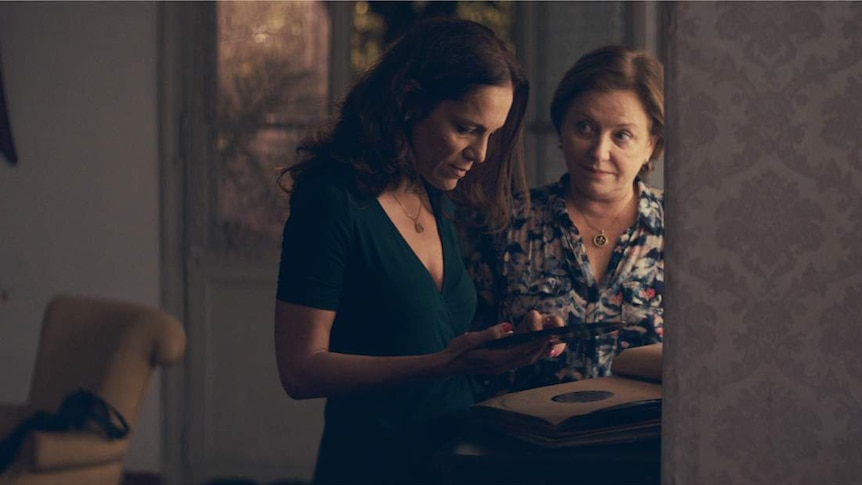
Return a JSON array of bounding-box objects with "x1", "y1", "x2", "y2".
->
[
  {"x1": 455, "y1": 124, "x2": 475, "y2": 135},
  {"x1": 613, "y1": 130, "x2": 633, "y2": 143},
  {"x1": 572, "y1": 120, "x2": 593, "y2": 136}
]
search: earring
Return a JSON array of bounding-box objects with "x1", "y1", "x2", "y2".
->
[{"x1": 639, "y1": 160, "x2": 651, "y2": 175}]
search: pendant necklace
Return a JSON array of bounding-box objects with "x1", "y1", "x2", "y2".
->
[
  {"x1": 569, "y1": 195, "x2": 632, "y2": 248},
  {"x1": 392, "y1": 189, "x2": 425, "y2": 233}
]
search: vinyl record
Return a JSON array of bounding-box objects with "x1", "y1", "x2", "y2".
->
[{"x1": 485, "y1": 376, "x2": 661, "y2": 428}]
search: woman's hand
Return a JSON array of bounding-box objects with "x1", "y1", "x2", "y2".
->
[
  {"x1": 438, "y1": 309, "x2": 567, "y2": 377},
  {"x1": 517, "y1": 310, "x2": 567, "y2": 359},
  {"x1": 438, "y1": 323, "x2": 549, "y2": 376},
  {"x1": 276, "y1": 302, "x2": 570, "y2": 399}
]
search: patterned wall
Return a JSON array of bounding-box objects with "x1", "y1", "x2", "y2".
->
[{"x1": 663, "y1": 2, "x2": 862, "y2": 484}]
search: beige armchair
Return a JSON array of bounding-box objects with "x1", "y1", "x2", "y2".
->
[{"x1": 0, "y1": 294, "x2": 186, "y2": 485}]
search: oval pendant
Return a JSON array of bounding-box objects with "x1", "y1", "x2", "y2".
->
[
  {"x1": 414, "y1": 222, "x2": 425, "y2": 233},
  {"x1": 592, "y1": 232, "x2": 608, "y2": 247}
]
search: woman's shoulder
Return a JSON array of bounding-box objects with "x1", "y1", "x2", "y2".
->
[
  {"x1": 510, "y1": 177, "x2": 566, "y2": 218},
  {"x1": 639, "y1": 182, "x2": 663, "y2": 203},
  {"x1": 508, "y1": 177, "x2": 560, "y2": 207},
  {"x1": 637, "y1": 180, "x2": 664, "y2": 232},
  {"x1": 638, "y1": 182, "x2": 663, "y2": 211},
  {"x1": 498, "y1": 179, "x2": 565, "y2": 240},
  {"x1": 527, "y1": 182, "x2": 554, "y2": 202},
  {"x1": 293, "y1": 167, "x2": 345, "y2": 192},
  {"x1": 290, "y1": 166, "x2": 374, "y2": 214}
]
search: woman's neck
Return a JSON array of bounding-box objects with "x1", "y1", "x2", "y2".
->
[{"x1": 566, "y1": 185, "x2": 638, "y2": 222}]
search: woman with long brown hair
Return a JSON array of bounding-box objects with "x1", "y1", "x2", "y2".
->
[{"x1": 274, "y1": 19, "x2": 561, "y2": 485}]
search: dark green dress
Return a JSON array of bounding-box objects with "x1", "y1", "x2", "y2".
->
[{"x1": 277, "y1": 170, "x2": 477, "y2": 485}]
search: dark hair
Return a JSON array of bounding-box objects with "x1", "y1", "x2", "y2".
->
[
  {"x1": 550, "y1": 45, "x2": 664, "y2": 176},
  {"x1": 279, "y1": 18, "x2": 529, "y2": 230}
]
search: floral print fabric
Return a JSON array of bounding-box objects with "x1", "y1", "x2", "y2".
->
[{"x1": 468, "y1": 174, "x2": 664, "y2": 397}]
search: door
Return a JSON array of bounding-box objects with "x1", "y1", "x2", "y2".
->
[{"x1": 162, "y1": 3, "x2": 340, "y2": 483}]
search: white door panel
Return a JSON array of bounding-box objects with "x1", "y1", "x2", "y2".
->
[{"x1": 187, "y1": 263, "x2": 324, "y2": 483}]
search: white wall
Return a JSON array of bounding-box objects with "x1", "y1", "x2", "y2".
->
[{"x1": 0, "y1": 2, "x2": 162, "y2": 473}]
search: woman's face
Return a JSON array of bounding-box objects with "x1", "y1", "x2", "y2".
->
[
  {"x1": 560, "y1": 89, "x2": 656, "y2": 202},
  {"x1": 409, "y1": 84, "x2": 514, "y2": 191}
]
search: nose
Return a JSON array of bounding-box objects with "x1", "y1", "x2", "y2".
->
[
  {"x1": 588, "y1": 133, "x2": 612, "y2": 162},
  {"x1": 463, "y1": 136, "x2": 490, "y2": 164}
]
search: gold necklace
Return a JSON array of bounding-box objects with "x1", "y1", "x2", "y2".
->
[
  {"x1": 569, "y1": 195, "x2": 633, "y2": 248},
  {"x1": 391, "y1": 190, "x2": 424, "y2": 233}
]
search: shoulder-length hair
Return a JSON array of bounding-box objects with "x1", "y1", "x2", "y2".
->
[
  {"x1": 279, "y1": 18, "x2": 529, "y2": 230},
  {"x1": 549, "y1": 45, "x2": 665, "y2": 176}
]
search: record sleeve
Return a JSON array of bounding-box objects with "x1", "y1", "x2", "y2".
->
[{"x1": 472, "y1": 344, "x2": 662, "y2": 447}]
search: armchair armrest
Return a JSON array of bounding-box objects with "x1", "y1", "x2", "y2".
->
[{"x1": 19, "y1": 431, "x2": 129, "y2": 472}]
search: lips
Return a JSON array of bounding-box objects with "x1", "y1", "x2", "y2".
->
[
  {"x1": 582, "y1": 165, "x2": 613, "y2": 176},
  {"x1": 448, "y1": 165, "x2": 469, "y2": 178}
]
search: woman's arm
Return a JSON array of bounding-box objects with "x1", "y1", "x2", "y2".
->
[{"x1": 274, "y1": 300, "x2": 553, "y2": 400}]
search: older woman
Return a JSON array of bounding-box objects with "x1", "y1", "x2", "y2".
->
[
  {"x1": 274, "y1": 19, "x2": 563, "y2": 485},
  {"x1": 470, "y1": 45, "x2": 665, "y2": 397}
]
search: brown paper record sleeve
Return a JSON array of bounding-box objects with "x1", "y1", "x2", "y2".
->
[
  {"x1": 471, "y1": 343, "x2": 663, "y2": 447},
  {"x1": 474, "y1": 376, "x2": 661, "y2": 429}
]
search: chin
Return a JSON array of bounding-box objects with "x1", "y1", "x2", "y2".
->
[{"x1": 429, "y1": 178, "x2": 459, "y2": 192}]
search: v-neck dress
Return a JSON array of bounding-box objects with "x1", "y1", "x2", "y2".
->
[{"x1": 276, "y1": 171, "x2": 478, "y2": 485}]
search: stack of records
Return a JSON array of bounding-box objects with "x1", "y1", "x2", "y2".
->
[{"x1": 472, "y1": 343, "x2": 662, "y2": 448}]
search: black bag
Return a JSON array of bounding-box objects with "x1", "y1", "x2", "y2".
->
[{"x1": 0, "y1": 389, "x2": 129, "y2": 473}]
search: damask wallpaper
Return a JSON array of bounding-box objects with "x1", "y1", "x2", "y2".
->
[{"x1": 664, "y1": 2, "x2": 862, "y2": 484}]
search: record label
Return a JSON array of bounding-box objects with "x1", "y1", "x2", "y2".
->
[{"x1": 552, "y1": 390, "x2": 615, "y2": 403}]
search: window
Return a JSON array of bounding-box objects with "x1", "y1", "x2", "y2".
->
[
  {"x1": 352, "y1": 1, "x2": 516, "y2": 75},
  {"x1": 210, "y1": 1, "x2": 516, "y2": 258},
  {"x1": 214, "y1": 1, "x2": 330, "y2": 258}
]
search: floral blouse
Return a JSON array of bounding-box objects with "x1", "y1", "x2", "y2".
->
[{"x1": 468, "y1": 174, "x2": 664, "y2": 398}]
